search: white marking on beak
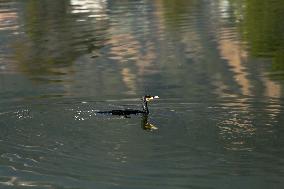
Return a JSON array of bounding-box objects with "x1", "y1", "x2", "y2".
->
[{"x1": 154, "y1": 96, "x2": 159, "y2": 99}]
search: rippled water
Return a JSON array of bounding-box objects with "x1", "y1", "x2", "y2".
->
[{"x1": 1, "y1": 0, "x2": 284, "y2": 188}]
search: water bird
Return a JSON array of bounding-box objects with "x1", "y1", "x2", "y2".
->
[{"x1": 97, "y1": 95, "x2": 159, "y2": 117}]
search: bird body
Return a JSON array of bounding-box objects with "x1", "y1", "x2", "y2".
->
[
  {"x1": 97, "y1": 109, "x2": 144, "y2": 116},
  {"x1": 97, "y1": 95, "x2": 159, "y2": 116}
]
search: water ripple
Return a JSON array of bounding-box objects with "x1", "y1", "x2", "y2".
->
[{"x1": 0, "y1": 0, "x2": 284, "y2": 188}]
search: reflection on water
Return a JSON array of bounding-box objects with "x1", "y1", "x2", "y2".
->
[
  {"x1": 9, "y1": 0, "x2": 109, "y2": 84},
  {"x1": 1, "y1": 0, "x2": 284, "y2": 188},
  {"x1": 241, "y1": 0, "x2": 284, "y2": 80},
  {"x1": 71, "y1": 0, "x2": 107, "y2": 16},
  {"x1": 0, "y1": 11, "x2": 18, "y2": 32},
  {"x1": 141, "y1": 115, "x2": 158, "y2": 130},
  {"x1": 209, "y1": 0, "x2": 283, "y2": 152}
]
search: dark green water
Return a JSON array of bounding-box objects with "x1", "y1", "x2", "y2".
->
[{"x1": 1, "y1": 0, "x2": 284, "y2": 188}]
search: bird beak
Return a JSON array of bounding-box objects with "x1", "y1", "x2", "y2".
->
[{"x1": 154, "y1": 96, "x2": 159, "y2": 99}]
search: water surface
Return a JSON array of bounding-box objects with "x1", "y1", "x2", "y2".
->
[{"x1": 0, "y1": 0, "x2": 284, "y2": 188}]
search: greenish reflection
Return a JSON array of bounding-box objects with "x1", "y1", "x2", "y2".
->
[{"x1": 241, "y1": 0, "x2": 284, "y2": 79}]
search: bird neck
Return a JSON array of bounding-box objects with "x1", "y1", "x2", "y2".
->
[{"x1": 142, "y1": 98, "x2": 149, "y2": 115}]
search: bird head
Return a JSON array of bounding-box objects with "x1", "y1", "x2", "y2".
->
[{"x1": 143, "y1": 95, "x2": 159, "y2": 102}]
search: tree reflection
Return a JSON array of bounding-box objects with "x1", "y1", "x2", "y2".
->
[
  {"x1": 12, "y1": 0, "x2": 109, "y2": 82},
  {"x1": 212, "y1": 0, "x2": 283, "y2": 151},
  {"x1": 241, "y1": 0, "x2": 284, "y2": 78}
]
